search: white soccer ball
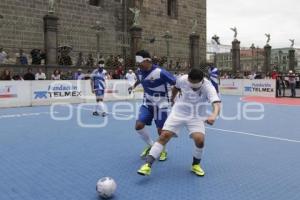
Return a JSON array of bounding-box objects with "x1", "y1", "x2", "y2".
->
[{"x1": 96, "y1": 177, "x2": 117, "y2": 199}]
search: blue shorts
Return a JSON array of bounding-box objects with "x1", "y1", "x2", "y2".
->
[
  {"x1": 137, "y1": 105, "x2": 168, "y2": 128},
  {"x1": 95, "y1": 89, "x2": 104, "y2": 97}
]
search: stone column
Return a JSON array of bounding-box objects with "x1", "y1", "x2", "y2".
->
[
  {"x1": 289, "y1": 48, "x2": 295, "y2": 72},
  {"x1": 43, "y1": 14, "x2": 59, "y2": 65},
  {"x1": 231, "y1": 39, "x2": 241, "y2": 74},
  {"x1": 263, "y1": 44, "x2": 272, "y2": 74},
  {"x1": 190, "y1": 33, "x2": 200, "y2": 68},
  {"x1": 130, "y1": 26, "x2": 142, "y2": 62}
]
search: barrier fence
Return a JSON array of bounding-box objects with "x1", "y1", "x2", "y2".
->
[{"x1": 0, "y1": 79, "x2": 277, "y2": 108}]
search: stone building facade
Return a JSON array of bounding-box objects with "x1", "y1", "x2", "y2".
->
[{"x1": 0, "y1": 0, "x2": 206, "y2": 67}]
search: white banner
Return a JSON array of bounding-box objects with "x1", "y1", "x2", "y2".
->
[
  {"x1": 31, "y1": 80, "x2": 85, "y2": 106},
  {"x1": 0, "y1": 81, "x2": 31, "y2": 108},
  {"x1": 243, "y1": 79, "x2": 276, "y2": 97},
  {"x1": 2, "y1": 79, "x2": 275, "y2": 109},
  {"x1": 220, "y1": 79, "x2": 243, "y2": 95},
  {"x1": 220, "y1": 79, "x2": 276, "y2": 97}
]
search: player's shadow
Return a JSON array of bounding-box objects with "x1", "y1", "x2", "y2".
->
[{"x1": 135, "y1": 175, "x2": 152, "y2": 185}]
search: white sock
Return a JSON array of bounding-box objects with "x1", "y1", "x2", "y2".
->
[
  {"x1": 95, "y1": 101, "x2": 105, "y2": 113},
  {"x1": 137, "y1": 127, "x2": 154, "y2": 146},
  {"x1": 95, "y1": 103, "x2": 100, "y2": 112},
  {"x1": 193, "y1": 146, "x2": 203, "y2": 160},
  {"x1": 149, "y1": 142, "x2": 164, "y2": 159}
]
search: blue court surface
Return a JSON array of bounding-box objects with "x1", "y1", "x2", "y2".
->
[{"x1": 0, "y1": 95, "x2": 300, "y2": 200}]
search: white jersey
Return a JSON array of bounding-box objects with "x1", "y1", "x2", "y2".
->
[
  {"x1": 125, "y1": 73, "x2": 137, "y2": 86},
  {"x1": 173, "y1": 75, "x2": 221, "y2": 118}
]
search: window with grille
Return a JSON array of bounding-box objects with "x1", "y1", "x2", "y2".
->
[
  {"x1": 89, "y1": 0, "x2": 103, "y2": 7},
  {"x1": 167, "y1": 0, "x2": 178, "y2": 18}
]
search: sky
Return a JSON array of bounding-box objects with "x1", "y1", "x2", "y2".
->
[{"x1": 207, "y1": 0, "x2": 300, "y2": 49}]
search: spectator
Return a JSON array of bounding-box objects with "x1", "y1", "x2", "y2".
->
[
  {"x1": 74, "y1": 69, "x2": 85, "y2": 80},
  {"x1": 175, "y1": 60, "x2": 181, "y2": 70},
  {"x1": 12, "y1": 74, "x2": 23, "y2": 81},
  {"x1": 116, "y1": 65, "x2": 124, "y2": 79},
  {"x1": 23, "y1": 68, "x2": 35, "y2": 80},
  {"x1": 76, "y1": 52, "x2": 85, "y2": 66},
  {"x1": 31, "y1": 49, "x2": 43, "y2": 65},
  {"x1": 0, "y1": 47, "x2": 8, "y2": 64},
  {"x1": 86, "y1": 53, "x2": 95, "y2": 67},
  {"x1": 106, "y1": 55, "x2": 114, "y2": 68},
  {"x1": 117, "y1": 55, "x2": 124, "y2": 64},
  {"x1": 271, "y1": 70, "x2": 278, "y2": 79},
  {"x1": 288, "y1": 70, "x2": 296, "y2": 97},
  {"x1": 112, "y1": 69, "x2": 120, "y2": 79},
  {"x1": 248, "y1": 71, "x2": 256, "y2": 80},
  {"x1": 84, "y1": 70, "x2": 92, "y2": 80},
  {"x1": 61, "y1": 70, "x2": 73, "y2": 80},
  {"x1": 16, "y1": 49, "x2": 28, "y2": 65},
  {"x1": 276, "y1": 76, "x2": 286, "y2": 97},
  {"x1": 106, "y1": 71, "x2": 112, "y2": 80},
  {"x1": 51, "y1": 69, "x2": 61, "y2": 80},
  {"x1": 35, "y1": 68, "x2": 46, "y2": 80},
  {"x1": 0, "y1": 69, "x2": 12, "y2": 80}
]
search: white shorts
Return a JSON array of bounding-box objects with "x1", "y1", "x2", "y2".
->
[{"x1": 162, "y1": 111, "x2": 205, "y2": 137}]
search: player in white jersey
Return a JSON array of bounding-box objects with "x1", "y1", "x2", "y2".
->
[
  {"x1": 125, "y1": 69, "x2": 137, "y2": 94},
  {"x1": 137, "y1": 68, "x2": 221, "y2": 176}
]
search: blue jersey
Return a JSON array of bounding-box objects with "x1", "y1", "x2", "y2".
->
[
  {"x1": 91, "y1": 69, "x2": 107, "y2": 90},
  {"x1": 137, "y1": 65, "x2": 176, "y2": 107},
  {"x1": 208, "y1": 66, "x2": 219, "y2": 93}
]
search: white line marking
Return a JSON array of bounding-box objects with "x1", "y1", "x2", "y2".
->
[
  {"x1": 207, "y1": 127, "x2": 300, "y2": 143},
  {"x1": 0, "y1": 112, "x2": 59, "y2": 119}
]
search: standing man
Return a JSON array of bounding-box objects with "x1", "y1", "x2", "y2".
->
[
  {"x1": 125, "y1": 69, "x2": 137, "y2": 94},
  {"x1": 129, "y1": 50, "x2": 176, "y2": 161},
  {"x1": 288, "y1": 70, "x2": 296, "y2": 97},
  {"x1": 91, "y1": 60, "x2": 107, "y2": 116},
  {"x1": 137, "y1": 68, "x2": 221, "y2": 176},
  {"x1": 208, "y1": 63, "x2": 219, "y2": 94}
]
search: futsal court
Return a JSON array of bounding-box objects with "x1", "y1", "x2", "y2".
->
[{"x1": 0, "y1": 95, "x2": 299, "y2": 200}]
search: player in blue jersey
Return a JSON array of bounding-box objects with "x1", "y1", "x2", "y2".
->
[
  {"x1": 208, "y1": 63, "x2": 219, "y2": 94},
  {"x1": 91, "y1": 60, "x2": 107, "y2": 117},
  {"x1": 129, "y1": 50, "x2": 176, "y2": 161}
]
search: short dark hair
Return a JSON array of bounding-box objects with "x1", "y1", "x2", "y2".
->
[
  {"x1": 98, "y1": 60, "x2": 105, "y2": 64},
  {"x1": 188, "y1": 68, "x2": 204, "y2": 81},
  {"x1": 136, "y1": 50, "x2": 151, "y2": 59}
]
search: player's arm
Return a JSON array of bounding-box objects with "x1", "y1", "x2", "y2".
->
[
  {"x1": 206, "y1": 102, "x2": 221, "y2": 125},
  {"x1": 205, "y1": 82, "x2": 221, "y2": 125},
  {"x1": 161, "y1": 70, "x2": 176, "y2": 86},
  {"x1": 170, "y1": 86, "x2": 180, "y2": 106}
]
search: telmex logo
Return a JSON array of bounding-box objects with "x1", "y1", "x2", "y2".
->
[
  {"x1": 244, "y1": 83, "x2": 274, "y2": 93},
  {"x1": 34, "y1": 84, "x2": 82, "y2": 99}
]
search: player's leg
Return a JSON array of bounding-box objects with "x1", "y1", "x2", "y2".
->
[
  {"x1": 93, "y1": 90, "x2": 106, "y2": 116},
  {"x1": 137, "y1": 130, "x2": 174, "y2": 176},
  {"x1": 190, "y1": 132, "x2": 205, "y2": 176},
  {"x1": 137, "y1": 111, "x2": 182, "y2": 176},
  {"x1": 187, "y1": 119, "x2": 206, "y2": 176},
  {"x1": 135, "y1": 105, "x2": 154, "y2": 158},
  {"x1": 154, "y1": 107, "x2": 169, "y2": 161}
]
